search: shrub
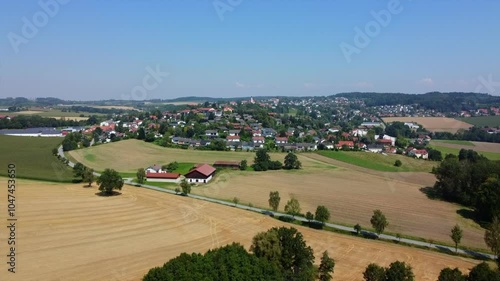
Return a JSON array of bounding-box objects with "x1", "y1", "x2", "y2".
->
[{"x1": 394, "y1": 160, "x2": 402, "y2": 167}]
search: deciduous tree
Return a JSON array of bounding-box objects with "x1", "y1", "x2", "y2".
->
[
  {"x1": 97, "y1": 169, "x2": 124, "y2": 196},
  {"x1": 83, "y1": 168, "x2": 95, "y2": 187},
  {"x1": 370, "y1": 209, "x2": 388, "y2": 236},
  {"x1": 284, "y1": 197, "x2": 301, "y2": 218},
  {"x1": 180, "y1": 179, "x2": 191, "y2": 195},
  {"x1": 318, "y1": 251, "x2": 335, "y2": 281},
  {"x1": 450, "y1": 224, "x2": 463, "y2": 253},
  {"x1": 136, "y1": 168, "x2": 146, "y2": 184},
  {"x1": 314, "y1": 205, "x2": 330, "y2": 225},
  {"x1": 268, "y1": 191, "x2": 280, "y2": 212},
  {"x1": 484, "y1": 216, "x2": 500, "y2": 267},
  {"x1": 438, "y1": 267, "x2": 465, "y2": 281},
  {"x1": 363, "y1": 263, "x2": 386, "y2": 281}
]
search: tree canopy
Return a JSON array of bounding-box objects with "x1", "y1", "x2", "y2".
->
[
  {"x1": 370, "y1": 210, "x2": 388, "y2": 236},
  {"x1": 97, "y1": 169, "x2": 124, "y2": 195}
]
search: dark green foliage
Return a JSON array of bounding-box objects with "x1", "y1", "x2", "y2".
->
[
  {"x1": 314, "y1": 205, "x2": 331, "y2": 225},
  {"x1": 385, "y1": 261, "x2": 414, "y2": 281},
  {"x1": 83, "y1": 168, "x2": 95, "y2": 187},
  {"x1": 363, "y1": 263, "x2": 386, "y2": 281},
  {"x1": 62, "y1": 132, "x2": 83, "y2": 151},
  {"x1": 269, "y1": 160, "x2": 283, "y2": 170},
  {"x1": 385, "y1": 122, "x2": 414, "y2": 138},
  {"x1": 251, "y1": 227, "x2": 316, "y2": 281},
  {"x1": 438, "y1": 267, "x2": 466, "y2": 281},
  {"x1": 431, "y1": 152, "x2": 500, "y2": 222},
  {"x1": 428, "y1": 148, "x2": 443, "y2": 161},
  {"x1": 0, "y1": 114, "x2": 84, "y2": 130},
  {"x1": 73, "y1": 162, "x2": 86, "y2": 179},
  {"x1": 163, "y1": 161, "x2": 179, "y2": 172},
  {"x1": 284, "y1": 153, "x2": 302, "y2": 169},
  {"x1": 268, "y1": 191, "x2": 281, "y2": 212},
  {"x1": 370, "y1": 209, "x2": 388, "y2": 236},
  {"x1": 97, "y1": 169, "x2": 124, "y2": 195},
  {"x1": 209, "y1": 139, "x2": 227, "y2": 151},
  {"x1": 253, "y1": 149, "x2": 282, "y2": 171},
  {"x1": 137, "y1": 127, "x2": 146, "y2": 140},
  {"x1": 394, "y1": 160, "x2": 402, "y2": 167},
  {"x1": 354, "y1": 224, "x2": 362, "y2": 235},
  {"x1": 305, "y1": 211, "x2": 314, "y2": 222},
  {"x1": 240, "y1": 160, "x2": 248, "y2": 170},
  {"x1": 142, "y1": 243, "x2": 283, "y2": 281},
  {"x1": 467, "y1": 262, "x2": 500, "y2": 281},
  {"x1": 318, "y1": 251, "x2": 335, "y2": 281}
]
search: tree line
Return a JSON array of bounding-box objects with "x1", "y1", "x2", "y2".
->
[
  {"x1": 431, "y1": 149, "x2": 500, "y2": 223},
  {"x1": 432, "y1": 127, "x2": 500, "y2": 143},
  {"x1": 0, "y1": 115, "x2": 85, "y2": 129}
]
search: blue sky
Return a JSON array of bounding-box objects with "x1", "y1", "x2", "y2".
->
[{"x1": 0, "y1": 0, "x2": 499, "y2": 100}]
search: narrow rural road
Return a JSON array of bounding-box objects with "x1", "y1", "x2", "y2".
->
[{"x1": 57, "y1": 146, "x2": 495, "y2": 261}]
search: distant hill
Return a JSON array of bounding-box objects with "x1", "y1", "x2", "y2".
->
[{"x1": 334, "y1": 92, "x2": 500, "y2": 112}]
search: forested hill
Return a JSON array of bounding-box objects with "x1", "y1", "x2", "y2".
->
[{"x1": 334, "y1": 92, "x2": 500, "y2": 111}]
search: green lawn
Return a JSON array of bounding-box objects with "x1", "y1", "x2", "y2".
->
[
  {"x1": 317, "y1": 151, "x2": 436, "y2": 172},
  {"x1": 432, "y1": 140, "x2": 475, "y2": 146},
  {"x1": 9, "y1": 109, "x2": 105, "y2": 118},
  {"x1": 0, "y1": 135, "x2": 74, "y2": 182},
  {"x1": 457, "y1": 116, "x2": 500, "y2": 127},
  {"x1": 132, "y1": 179, "x2": 178, "y2": 190},
  {"x1": 172, "y1": 163, "x2": 196, "y2": 174},
  {"x1": 430, "y1": 145, "x2": 500, "y2": 161}
]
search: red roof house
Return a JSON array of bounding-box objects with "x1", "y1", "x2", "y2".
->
[{"x1": 185, "y1": 164, "x2": 216, "y2": 184}]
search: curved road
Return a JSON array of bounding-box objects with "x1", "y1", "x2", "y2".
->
[{"x1": 58, "y1": 146, "x2": 495, "y2": 260}]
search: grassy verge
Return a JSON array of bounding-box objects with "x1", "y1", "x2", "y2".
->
[{"x1": 457, "y1": 116, "x2": 500, "y2": 127}]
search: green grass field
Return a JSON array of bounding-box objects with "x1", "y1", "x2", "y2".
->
[
  {"x1": 316, "y1": 151, "x2": 437, "y2": 172},
  {"x1": 430, "y1": 145, "x2": 500, "y2": 161},
  {"x1": 432, "y1": 140, "x2": 475, "y2": 146},
  {"x1": 457, "y1": 116, "x2": 500, "y2": 127},
  {"x1": 0, "y1": 135, "x2": 74, "y2": 182},
  {"x1": 9, "y1": 109, "x2": 105, "y2": 118}
]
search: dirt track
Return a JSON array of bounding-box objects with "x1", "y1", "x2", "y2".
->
[{"x1": 0, "y1": 179, "x2": 479, "y2": 281}]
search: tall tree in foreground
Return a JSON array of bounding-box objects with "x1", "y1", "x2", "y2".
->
[
  {"x1": 363, "y1": 263, "x2": 386, "y2": 281},
  {"x1": 97, "y1": 169, "x2": 124, "y2": 196},
  {"x1": 385, "y1": 261, "x2": 414, "y2": 281},
  {"x1": 467, "y1": 262, "x2": 500, "y2": 281},
  {"x1": 83, "y1": 168, "x2": 95, "y2": 187},
  {"x1": 251, "y1": 227, "x2": 315, "y2": 281},
  {"x1": 370, "y1": 209, "x2": 388, "y2": 237},
  {"x1": 284, "y1": 197, "x2": 301, "y2": 218},
  {"x1": 450, "y1": 224, "x2": 463, "y2": 253},
  {"x1": 136, "y1": 168, "x2": 146, "y2": 184},
  {"x1": 485, "y1": 216, "x2": 500, "y2": 268},
  {"x1": 284, "y1": 152, "x2": 301, "y2": 170},
  {"x1": 318, "y1": 251, "x2": 335, "y2": 281},
  {"x1": 268, "y1": 191, "x2": 281, "y2": 212},
  {"x1": 438, "y1": 267, "x2": 465, "y2": 281},
  {"x1": 315, "y1": 205, "x2": 331, "y2": 225}
]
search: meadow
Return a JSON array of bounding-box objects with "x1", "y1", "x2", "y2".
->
[
  {"x1": 456, "y1": 115, "x2": 500, "y2": 127},
  {"x1": 0, "y1": 177, "x2": 480, "y2": 281},
  {"x1": 430, "y1": 144, "x2": 500, "y2": 161},
  {"x1": 0, "y1": 135, "x2": 73, "y2": 182},
  {"x1": 316, "y1": 150, "x2": 437, "y2": 172}
]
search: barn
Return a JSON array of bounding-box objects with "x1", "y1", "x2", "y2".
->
[
  {"x1": 146, "y1": 172, "x2": 181, "y2": 183},
  {"x1": 184, "y1": 164, "x2": 216, "y2": 184}
]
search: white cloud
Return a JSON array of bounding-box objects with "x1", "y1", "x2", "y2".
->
[{"x1": 419, "y1": 77, "x2": 434, "y2": 86}]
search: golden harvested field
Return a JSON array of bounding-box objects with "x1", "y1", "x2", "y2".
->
[
  {"x1": 91, "y1": 105, "x2": 139, "y2": 110},
  {"x1": 383, "y1": 117, "x2": 473, "y2": 133},
  {"x1": 68, "y1": 140, "x2": 486, "y2": 249},
  {"x1": 198, "y1": 164, "x2": 486, "y2": 249},
  {"x1": 0, "y1": 178, "x2": 479, "y2": 281}
]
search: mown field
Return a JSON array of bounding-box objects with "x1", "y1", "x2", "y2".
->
[
  {"x1": 69, "y1": 140, "x2": 487, "y2": 249},
  {"x1": 433, "y1": 140, "x2": 475, "y2": 146},
  {"x1": 383, "y1": 117, "x2": 472, "y2": 133},
  {"x1": 9, "y1": 109, "x2": 105, "y2": 118},
  {"x1": 0, "y1": 178, "x2": 480, "y2": 281},
  {"x1": 317, "y1": 150, "x2": 437, "y2": 172},
  {"x1": 457, "y1": 116, "x2": 500, "y2": 127},
  {"x1": 0, "y1": 135, "x2": 73, "y2": 182}
]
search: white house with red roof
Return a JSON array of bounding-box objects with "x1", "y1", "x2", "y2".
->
[{"x1": 226, "y1": 135, "x2": 240, "y2": 142}]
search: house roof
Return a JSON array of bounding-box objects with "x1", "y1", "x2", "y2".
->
[
  {"x1": 227, "y1": 135, "x2": 240, "y2": 139},
  {"x1": 146, "y1": 172, "x2": 180, "y2": 179},
  {"x1": 252, "y1": 136, "x2": 265, "y2": 141},
  {"x1": 186, "y1": 164, "x2": 216, "y2": 177}
]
